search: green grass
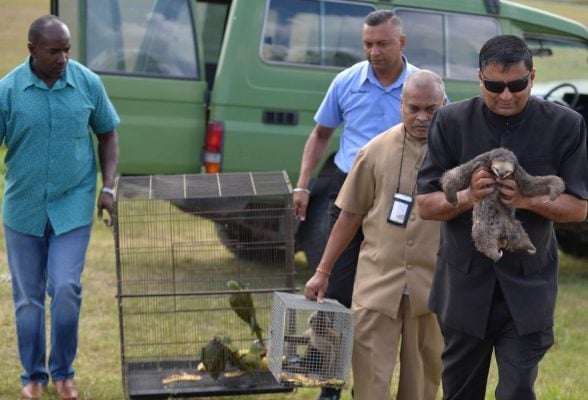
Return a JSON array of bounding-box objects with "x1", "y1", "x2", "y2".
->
[
  {"x1": 1, "y1": 1, "x2": 588, "y2": 399},
  {"x1": 1, "y1": 209, "x2": 587, "y2": 400}
]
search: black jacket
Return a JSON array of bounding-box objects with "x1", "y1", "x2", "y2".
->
[{"x1": 417, "y1": 95, "x2": 588, "y2": 338}]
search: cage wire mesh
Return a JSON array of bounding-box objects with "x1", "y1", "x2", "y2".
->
[
  {"x1": 113, "y1": 171, "x2": 300, "y2": 398},
  {"x1": 268, "y1": 292, "x2": 354, "y2": 389}
]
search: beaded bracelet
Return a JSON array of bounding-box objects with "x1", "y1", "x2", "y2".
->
[{"x1": 316, "y1": 267, "x2": 331, "y2": 276}]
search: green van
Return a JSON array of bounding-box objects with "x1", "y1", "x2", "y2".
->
[{"x1": 51, "y1": 0, "x2": 588, "y2": 263}]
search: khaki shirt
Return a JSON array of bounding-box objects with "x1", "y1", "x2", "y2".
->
[{"x1": 336, "y1": 123, "x2": 440, "y2": 318}]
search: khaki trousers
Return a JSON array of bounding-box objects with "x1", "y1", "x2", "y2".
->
[{"x1": 352, "y1": 296, "x2": 443, "y2": 400}]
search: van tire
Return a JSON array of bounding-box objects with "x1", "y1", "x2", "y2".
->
[
  {"x1": 215, "y1": 215, "x2": 286, "y2": 265},
  {"x1": 555, "y1": 223, "x2": 588, "y2": 259}
]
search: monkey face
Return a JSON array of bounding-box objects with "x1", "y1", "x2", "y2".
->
[
  {"x1": 491, "y1": 159, "x2": 515, "y2": 179},
  {"x1": 307, "y1": 311, "x2": 332, "y2": 335}
]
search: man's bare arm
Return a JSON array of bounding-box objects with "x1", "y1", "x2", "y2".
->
[
  {"x1": 304, "y1": 210, "x2": 363, "y2": 302},
  {"x1": 294, "y1": 124, "x2": 336, "y2": 220}
]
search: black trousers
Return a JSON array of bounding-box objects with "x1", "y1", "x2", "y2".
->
[
  {"x1": 324, "y1": 166, "x2": 364, "y2": 309},
  {"x1": 439, "y1": 284, "x2": 554, "y2": 400}
]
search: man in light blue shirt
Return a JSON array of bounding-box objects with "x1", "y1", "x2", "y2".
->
[
  {"x1": 293, "y1": 10, "x2": 418, "y2": 400},
  {"x1": 315, "y1": 53, "x2": 418, "y2": 174},
  {"x1": 0, "y1": 15, "x2": 119, "y2": 400}
]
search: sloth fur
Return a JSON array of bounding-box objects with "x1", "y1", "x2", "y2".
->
[{"x1": 441, "y1": 147, "x2": 565, "y2": 262}]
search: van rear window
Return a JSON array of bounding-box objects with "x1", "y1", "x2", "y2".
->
[{"x1": 261, "y1": 0, "x2": 373, "y2": 68}]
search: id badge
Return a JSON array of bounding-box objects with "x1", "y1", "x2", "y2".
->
[{"x1": 387, "y1": 193, "x2": 413, "y2": 226}]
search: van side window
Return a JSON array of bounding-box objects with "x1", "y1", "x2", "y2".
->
[
  {"x1": 397, "y1": 9, "x2": 499, "y2": 80},
  {"x1": 86, "y1": 0, "x2": 199, "y2": 79},
  {"x1": 262, "y1": 0, "x2": 373, "y2": 68}
]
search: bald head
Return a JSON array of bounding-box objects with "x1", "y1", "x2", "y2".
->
[
  {"x1": 28, "y1": 15, "x2": 69, "y2": 45},
  {"x1": 401, "y1": 70, "x2": 446, "y2": 141},
  {"x1": 27, "y1": 15, "x2": 71, "y2": 88},
  {"x1": 402, "y1": 70, "x2": 446, "y2": 102}
]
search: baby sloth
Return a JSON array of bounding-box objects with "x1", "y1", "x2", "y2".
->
[{"x1": 441, "y1": 147, "x2": 565, "y2": 262}]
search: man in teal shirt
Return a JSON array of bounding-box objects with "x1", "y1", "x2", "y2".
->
[{"x1": 0, "y1": 15, "x2": 119, "y2": 400}]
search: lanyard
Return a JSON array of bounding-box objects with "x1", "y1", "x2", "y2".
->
[{"x1": 395, "y1": 127, "x2": 418, "y2": 196}]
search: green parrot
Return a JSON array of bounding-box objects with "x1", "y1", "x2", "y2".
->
[
  {"x1": 201, "y1": 336, "x2": 236, "y2": 380},
  {"x1": 220, "y1": 335, "x2": 242, "y2": 366},
  {"x1": 227, "y1": 280, "x2": 264, "y2": 343},
  {"x1": 235, "y1": 342, "x2": 262, "y2": 374}
]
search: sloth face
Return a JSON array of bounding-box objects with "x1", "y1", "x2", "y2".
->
[{"x1": 491, "y1": 159, "x2": 515, "y2": 179}]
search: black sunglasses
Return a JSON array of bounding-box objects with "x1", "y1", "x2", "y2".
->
[{"x1": 479, "y1": 72, "x2": 531, "y2": 93}]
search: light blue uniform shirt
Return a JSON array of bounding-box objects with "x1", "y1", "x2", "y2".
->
[
  {"x1": 315, "y1": 57, "x2": 419, "y2": 173},
  {"x1": 0, "y1": 58, "x2": 120, "y2": 236}
]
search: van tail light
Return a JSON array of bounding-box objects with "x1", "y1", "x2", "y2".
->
[{"x1": 202, "y1": 121, "x2": 224, "y2": 173}]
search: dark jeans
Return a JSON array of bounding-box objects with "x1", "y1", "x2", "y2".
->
[{"x1": 439, "y1": 284, "x2": 554, "y2": 400}]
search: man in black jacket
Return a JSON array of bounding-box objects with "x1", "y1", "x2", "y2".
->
[{"x1": 417, "y1": 35, "x2": 588, "y2": 400}]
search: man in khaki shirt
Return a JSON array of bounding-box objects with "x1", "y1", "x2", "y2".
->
[{"x1": 305, "y1": 70, "x2": 445, "y2": 400}]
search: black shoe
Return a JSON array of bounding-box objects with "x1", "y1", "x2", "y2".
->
[{"x1": 317, "y1": 387, "x2": 341, "y2": 400}]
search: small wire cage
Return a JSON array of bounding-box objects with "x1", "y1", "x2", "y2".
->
[
  {"x1": 113, "y1": 171, "x2": 299, "y2": 399},
  {"x1": 268, "y1": 292, "x2": 354, "y2": 389}
]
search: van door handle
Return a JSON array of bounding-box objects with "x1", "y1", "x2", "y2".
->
[{"x1": 262, "y1": 110, "x2": 298, "y2": 126}]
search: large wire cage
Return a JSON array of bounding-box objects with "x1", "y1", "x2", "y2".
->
[
  {"x1": 268, "y1": 292, "x2": 354, "y2": 390},
  {"x1": 113, "y1": 171, "x2": 298, "y2": 399}
]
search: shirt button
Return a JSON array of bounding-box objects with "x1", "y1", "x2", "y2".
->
[
  {"x1": 410, "y1": 214, "x2": 416, "y2": 221},
  {"x1": 407, "y1": 264, "x2": 413, "y2": 270},
  {"x1": 407, "y1": 240, "x2": 414, "y2": 246}
]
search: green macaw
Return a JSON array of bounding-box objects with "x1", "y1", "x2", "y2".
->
[{"x1": 227, "y1": 280, "x2": 264, "y2": 343}]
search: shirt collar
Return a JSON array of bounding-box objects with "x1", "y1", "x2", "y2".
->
[
  {"x1": 482, "y1": 95, "x2": 533, "y2": 127},
  {"x1": 360, "y1": 55, "x2": 408, "y2": 90},
  {"x1": 20, "y1": 56, "x2": 75, "y2": 91}
]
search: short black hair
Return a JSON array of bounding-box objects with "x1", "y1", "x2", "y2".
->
[
  {"x1": 364, "y1": 10, "x2": 402, "y2": 29},
  {"x1": 479, "y1": 34, "x2": 533, "y2": 71},
  {"x1": 28, "y1": 14, "x2": 65, "y2": 44}
]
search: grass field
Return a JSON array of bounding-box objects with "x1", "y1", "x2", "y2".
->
[{"x1": 0, "y1": 1, "x2": 587, "y2": 400}]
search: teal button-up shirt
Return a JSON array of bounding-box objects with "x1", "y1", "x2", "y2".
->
[{"x1": 0, "y1": 58, "x2": 120, "y2": 236}]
